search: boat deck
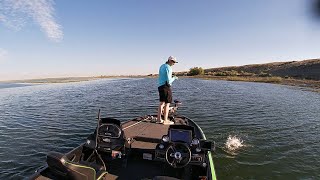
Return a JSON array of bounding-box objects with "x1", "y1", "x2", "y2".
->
[
  {"x1": 122, "y1": 119, "x2": 169, "y2": 150},
  {"x1": 121, "y1": 115, "x2": 190, "y2": 150}
]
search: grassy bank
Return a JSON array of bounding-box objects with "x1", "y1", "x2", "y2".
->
[
  {"x1": 196, "y1": 75, "x2": 283, "y2": 83},
  {"x1": 189, "y1": 75, "x2": 320, "y2": 93}
]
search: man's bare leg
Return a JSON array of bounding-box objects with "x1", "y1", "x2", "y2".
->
[
  {"x1": 163, "y1": 103, "x2": 171, "y2": 124},
  {"x1": 157, "y1": 102, "x2": 165, "y2": 122}
]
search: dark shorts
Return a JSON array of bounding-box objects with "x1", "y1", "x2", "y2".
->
[{"x1": 158, "y1": 84, "x2": 172, "y2": 103}]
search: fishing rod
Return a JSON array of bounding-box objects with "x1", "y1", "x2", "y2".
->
[
  {"x1": 95, "y1": 109, "x2": 101, "y2": 150},
  {"x1": 95, "y1": 109, "x2": 107, "y2": 170}
]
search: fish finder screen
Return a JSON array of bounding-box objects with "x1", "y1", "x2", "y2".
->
[{"x1": 170, "y1": 129, "x2": 192, "y2": 144}]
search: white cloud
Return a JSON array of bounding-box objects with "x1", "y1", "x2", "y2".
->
[
  {"x1": 0, "y1": 0, "x2": 63, "y2": 42},
  {"x1": 0, "y1": 48, "x2": 8, "y2": 62}
]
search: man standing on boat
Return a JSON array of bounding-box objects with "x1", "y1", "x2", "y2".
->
[{"x1": 157, "y1": 56, "x2": 178, "y2": 125}]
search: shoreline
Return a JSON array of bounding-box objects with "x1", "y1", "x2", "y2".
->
[
  {"x1": 2, "y1": 75, "x2": 319, "y2": 93},
  {"x1": 1, "y1": 76, "x2": 148, "y2": 84},
  {"x1": 190, "y1": 75, "x2": 320, "y2": 93}
]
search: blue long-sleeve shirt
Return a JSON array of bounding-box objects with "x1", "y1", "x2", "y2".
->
[{"x1": 158, "y1": 63, "x2": 177, "y2": 87}]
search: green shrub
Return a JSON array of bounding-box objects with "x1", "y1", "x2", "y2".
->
[
  {"x1": 213, "y1": 70, "x2": 239, "y2": 76},
  {"x1": 188, "y1": 67, "x2": 204, "y2": 76},
  {"x1": 258, "y1": 72, "x2": 272, "y2": 77},
  {"x1": 214, "y1": 72, "x2": 227, "y2": 76},
  {"x1": 226, "y1": 70, "x2": 239, "y2": 76}
]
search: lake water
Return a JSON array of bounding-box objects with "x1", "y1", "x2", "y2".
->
[{"x1": 0, "y1": 78, "x2": 319, "y2": 179}]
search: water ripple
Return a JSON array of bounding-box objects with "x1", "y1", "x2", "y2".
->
[{"x1": 0, "y1": 78, "x2": 319, "y2": 179}]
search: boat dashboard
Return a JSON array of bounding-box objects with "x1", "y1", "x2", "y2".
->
[{"x1": 154, "y1": 125, "x2": 210, "y2": 168}]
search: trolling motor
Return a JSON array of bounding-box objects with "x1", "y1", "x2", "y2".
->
[
  {"x1": 168, "y1": 100, "x2": 182, "y2": 114},
  {"x1": 157, "y1": 100, "x2": 182, "y2": 122},
  {"x1": 174, "y1": 99, "x2": 182, "y2": 106}
]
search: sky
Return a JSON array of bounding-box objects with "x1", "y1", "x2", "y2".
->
[{"x1": 0, "y1": 0, "x2": 320, "y2": 81}]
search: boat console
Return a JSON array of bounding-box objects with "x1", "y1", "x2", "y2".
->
[
  {"x1": 95, "y1": 117, "x2": 125, "y2": 152},
  {"x1": 155, "y1": 125, "x2": 210, "y2": 168}
]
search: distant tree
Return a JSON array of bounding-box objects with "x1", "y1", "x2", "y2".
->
[{"x1": 188, "y1": 67, "x2": 204, "y2": 76}]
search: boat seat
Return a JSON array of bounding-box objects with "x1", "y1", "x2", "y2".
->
[{"x1": 46, "y1": 151, "x2": 107, "y2": 180}]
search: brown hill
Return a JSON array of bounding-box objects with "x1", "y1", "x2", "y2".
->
[{"x1": 204, "y1": 59, "x2": 320, "y2": 80}]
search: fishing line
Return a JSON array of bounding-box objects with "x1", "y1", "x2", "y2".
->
[{"x1": 178, "y1": 78, "x2": 202, "y2": 91}]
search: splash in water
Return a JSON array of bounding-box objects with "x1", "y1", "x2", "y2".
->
[{"x1": 225, "y1": 135, "x2": 244, "y2": 151}]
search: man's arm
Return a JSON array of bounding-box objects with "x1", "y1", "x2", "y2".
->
[{"x1": 165, "y1": 66, "x2": 177, "y2": 85}]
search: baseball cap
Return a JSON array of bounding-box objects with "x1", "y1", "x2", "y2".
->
[{"x1": 168, "y1": 56, "x2": 178, "y2": 63}]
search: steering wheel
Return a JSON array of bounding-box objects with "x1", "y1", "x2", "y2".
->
[{"x1": 165, "y1": 142, "x2": 191, "y2": 168}]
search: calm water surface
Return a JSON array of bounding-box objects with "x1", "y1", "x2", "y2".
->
[{"x1": 0, "y1": 78, "x2": 319, "y2": 179}]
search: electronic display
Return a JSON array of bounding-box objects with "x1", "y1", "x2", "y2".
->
[{"x1": 170, "y1": 129, "x2": 192, "y2": 144}]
